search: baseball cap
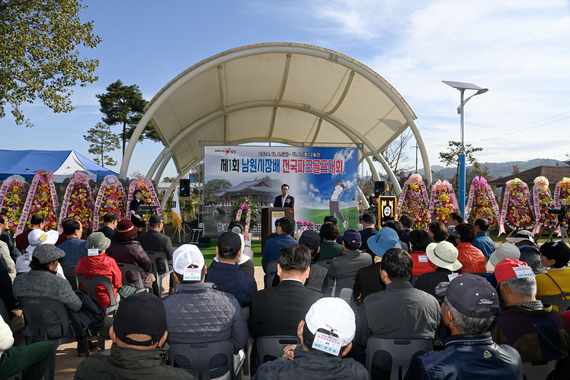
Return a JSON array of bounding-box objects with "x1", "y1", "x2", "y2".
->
[
  {"x1": 299, "y1": 230, "x2": 321, "y2": 254},
  {"x1": 217, "y1": 231, "x2": 242, "y2": 256},
  {"x1": 86, "y1": 232, "x2": 111, "y2": 252},
  {"x1": 172, "y1": 244, "x2": 205, "y2": 279},
  {"x1": 367, "y1": 227, "x2": 401, "y2": 257},
  {"x1": 113, "y1": 291, "x2": 167, "y2": 346},
  {"x1": 489, "y1": 243, "x2": 520, "y2": 268},
  {"x1": 494, "y1": 258, "x2": 534, "y2": 286},
  {"x1": 506, "y1": 230, "x2": 536, "y2": 245},
  {"x1": 33, "y1": 244, "x2": 65, "y2": 264},
  {"x1": 27, "y1": 229, "x2": 59, "y2": 253},
  {"x1": 342, "y1": 229, "x2": 361, "y2": 245},
  {"x1": 436, "y1": 274, "x2": 499, "y2": 318},
  {"x1": 425, "y1": 241, "x2": 462, "y2": 272},
  {"x1": 305, "y1": 298, "x2": 355, "y2": 347}
]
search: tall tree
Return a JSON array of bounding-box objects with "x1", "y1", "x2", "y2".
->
[
  {"x1": 0, "y1": 0, "x2": 101, "y2": 127},
  {"x1": 96, "y1": 80, "x2": 158, "y2": 156},
  {"x1": 203, "y1": 179, "x2": 231, "y2": 204},
  {"x1": 83, "y1": 122, "x2": 120, "y2": 167}
]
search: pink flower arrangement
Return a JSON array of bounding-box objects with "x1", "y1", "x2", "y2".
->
[
  {"x1": 397, "y1": 174, "x2": 430, "y2": 229},
  {"x1": 533, "y1": 176, "x2": 557, "y2": 232},
  {"x1": 502, "y1": 179, "x2": 534, "y2": 230},
  {"x1": 428, "y1": 180, "x2": 458, "y2": 224},
  {"x1": 0, "y1": 178, "x2": 27, "y2": 233},
  {"x1": 466, "y1": 177, "x2": 500, "y2": 227}
]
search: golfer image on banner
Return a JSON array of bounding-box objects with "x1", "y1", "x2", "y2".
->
[{"x1": 329, "y1": 179, "x2": 354, "y2": 229}]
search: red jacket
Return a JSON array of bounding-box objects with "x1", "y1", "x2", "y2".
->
[
  {"x1": 410, "y1": 250, "x2": 436, "y2": 276},
  {"x1": 457, "y1": 243, "x2": 486, "y2": 273},
  {"x1": 76, "y1": 253, "x2": 122, "y2": 308}
]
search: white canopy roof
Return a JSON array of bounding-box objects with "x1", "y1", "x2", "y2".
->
[{"x1": 120, "y1": 43, "x2": 431, "y2": 199}]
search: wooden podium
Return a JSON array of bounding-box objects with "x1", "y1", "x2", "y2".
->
[{"x1": 261, "y1": 207, "x2": 295, "y2": 250}]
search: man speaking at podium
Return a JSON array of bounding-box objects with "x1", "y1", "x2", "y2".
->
[{"x1": 274, "y1": 184, "x2": 294, "y2": 208}]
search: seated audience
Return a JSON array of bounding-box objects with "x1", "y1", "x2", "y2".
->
[
  {"x1": 205, "y1": 231, "x2": 257, "y2": 308},
  {"x1": 253, "y1": 298, "x2": 369, "y2": 380},
  {"x1": 408, "y1": 230, "x2": 435, "y2": 278},
  {"x1": 0, "y1": 317, "x2": 54, "y2": 380},
  {"x1": 15, "y1": 214, "x2": 44, "y2": 251},
  {"x1": 356, "y1": 248, "x2": 440, "y2": 379},
  {"x1": 428, "y1": 221, "x2": 450, "y2": 243},
  {"x1": 454, "y1": 223, "x2": 486, "y2": 273},
  {"x1": 74, "y1": 291, "x2": 193, "y2": 380},
  {"x1": 506, "y1": 230, "x2": 546, "y2": 274},
  {"x1": 261, "y1": 216, "x2": 297, "y2": 272},
  {"x1": 471, "y1": 217, "x2": 495, "y2": 259},
  {"x1": 367, "y1": 226, "x2": 402, "y2": 260},
  {"x1": 0, "y1": 213, "x2": 19, "y2": 260},
  {"x1": 415, "y1": 241, "x2": 462, "y2": 302},
  {"x1": 13, "y1": 244, "x2": 98, "y2": 356},
  {"x1": 96, "y1": 212, "x2": 119, "y2": 241},
  {"x1": 383, "y1": 220, "x2": 409, "y2": 252},
  {"x1": 76, "y1": 232, "x2": 122, "y2": 308},
  {"x1": 487, "y1": 243, "x2": 520, "y2": 272},
  {"x1": 359, "y1": 212, "x2": 378, "y2": 255},
  {"x1": 0, "y1": 218, "x2": 15, "y2": 281},
  {"x1": 57, "y1": 217, "x2": 87, "y2": 266},
  {"x1": 16, "y1": 229, "x2": 66, "y2": 278},
  {"x1": 328, "y1": 229, "x2": 372, "y2": 281},
  {"x1": 404, "y1": 274, "x2": 523, "y2": 379},
  {"x1": 490, "y1": 258, "x2": 570, "y2": 363},
  {"x1": 107, "y1": 220, "x2": 155, "y2": 292},
  {"x1": 446, "y1": 212, "x2": 463, "y2": 247},
  {"x1": 138, "y1": 214, "x2": 175, "y2": 293},
  {"x1": 0, "y1": 264, "x2": 16, "y2": 321},
  {"x1": 536, "y1": 241, "x2": 570, "y2": 301},
  {"x1": 316, "y1": 222, "x2": 343, "y2": 260},
  {"x1": 163, "y1": 244, "x2": 248, "y2": 378},
  {"x1": 400, "y1": 214, "x2": 414, "y2": 244},
  {"x1": 224, "y1": 220, "x2": 255, "y2": 276},
  {"x1": 138, "y1": 215, "x2": 174, "y2": 260},
  {"x1": 250, "y1": 245, "x2": 322, "y2": 350},
  {"x1": 354, "y1": 261, "x2": 385, "y2": 304},
  {"x1": 299, "y1": 229, "x2": 328, "y2": 293}
]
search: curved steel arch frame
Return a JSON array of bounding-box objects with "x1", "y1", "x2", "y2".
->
[{"x1": 121, "y1": 44, "x2": 431, "y2": 192}]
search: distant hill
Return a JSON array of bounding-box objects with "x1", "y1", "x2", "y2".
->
[{"x1": 419, "y1": 158, "x2": 567, "y2": 180}]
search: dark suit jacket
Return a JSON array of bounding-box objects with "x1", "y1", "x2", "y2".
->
[
  {"x1": 354, "y1": 262, "x2": 385, "y2": 303},
  {"x1": 249, "y1": 279, "x2": 322, "y2": 340},
  {"x1": 138, "y1": 229, "x2": 174, "y2": 260},
  {"x1": 274, "y1": 195, "x2": 295, "y2": 208},
  {"x1": 359, "y1": 227, "x2": 378, "y2": 253},
  {"x1": 96, "y1": 226, "x2": 115, "y2": 241}
]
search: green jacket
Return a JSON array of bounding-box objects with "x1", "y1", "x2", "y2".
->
[{"x1": 74, "y1": 343, "x2": 194, "y2": 380}]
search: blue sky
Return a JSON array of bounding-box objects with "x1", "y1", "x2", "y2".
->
[{"x1": 2, "y1": 0, "x2": 570, "y2": 180}]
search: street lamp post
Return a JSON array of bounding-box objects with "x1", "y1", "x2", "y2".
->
[{"x1": 442, "y1": 81, "x2": 488, "y2": 218}]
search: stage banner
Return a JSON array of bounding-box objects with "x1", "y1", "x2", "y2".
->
[{"x1": 203, "y1": 146, "x2": 358, "y2": 236}]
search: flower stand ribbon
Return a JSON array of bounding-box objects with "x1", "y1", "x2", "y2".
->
[
  {"x1": 57, "y1": 171, "x2": 95, "y2": 233},
  {"x1": 428, "y1": 180, "x2": 459, "y2": 224},
  {"x1": 532, "y1": 176, "x2": 557, "y2": 235},
  {"x1": 499, "y1": 178, "x2": 534, "y2": 236},
  {"x1": 93, "y1": 175, "x2": 127, "y2": 231},
  {"x1": 15, "y1": 169, "x2": 59, "y2": 236},
  {"x1": 0, "y1": 175, "x2": 28, "y2": 234},
  {"x1": 396, "y1": 174, "x2": 430, "y2": 229},
  {"x1": 465, "y1": 176, "x2": 500, "y2": 226}
]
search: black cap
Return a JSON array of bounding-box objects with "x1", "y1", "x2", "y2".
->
[
  {"x1": 217, "y1": 231, "x2": 242, "y2": 256},
  {"x1": 299, "y1": 230, "x2": 320, "y2": 254},
  {"x1": 113, "y1": 292, "x2": 167, "y2": 346}
]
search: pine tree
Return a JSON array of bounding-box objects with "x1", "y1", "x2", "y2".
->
[{"x1": 83, "y1": 122, "x2": 120, "y2": 167}]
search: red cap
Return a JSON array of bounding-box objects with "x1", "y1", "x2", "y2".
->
[{"x1": 494, "y1": 258, "x2": 534, "y2": 286}]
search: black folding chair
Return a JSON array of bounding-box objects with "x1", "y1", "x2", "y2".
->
[
  {"x1": 146, "y1": 251, "x2": 174, "y2": 297},
  {"x1": 168, "y1": 340, "x2": 239, "y2": 380},
  {"x1": 117, "y1": 262, "x2": 150, "y2": 293},
  {"x1": 18, "y1": 297, "x2": 92, "y2": 380},
  {"x1": 76, "y1": 274, "x2": 119, "y2": 316},
  {"x1": 366, "y1": 338, "x2": 433, "y2": 380}
]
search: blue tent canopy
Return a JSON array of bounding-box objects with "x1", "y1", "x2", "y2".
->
[{"x1": 0, "y1": 150, "x2": 119, "y2": 183}]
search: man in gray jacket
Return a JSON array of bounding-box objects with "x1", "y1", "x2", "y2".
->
[{"x1": 163, "y1": 244, "x2": 248, "y2": 379}]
